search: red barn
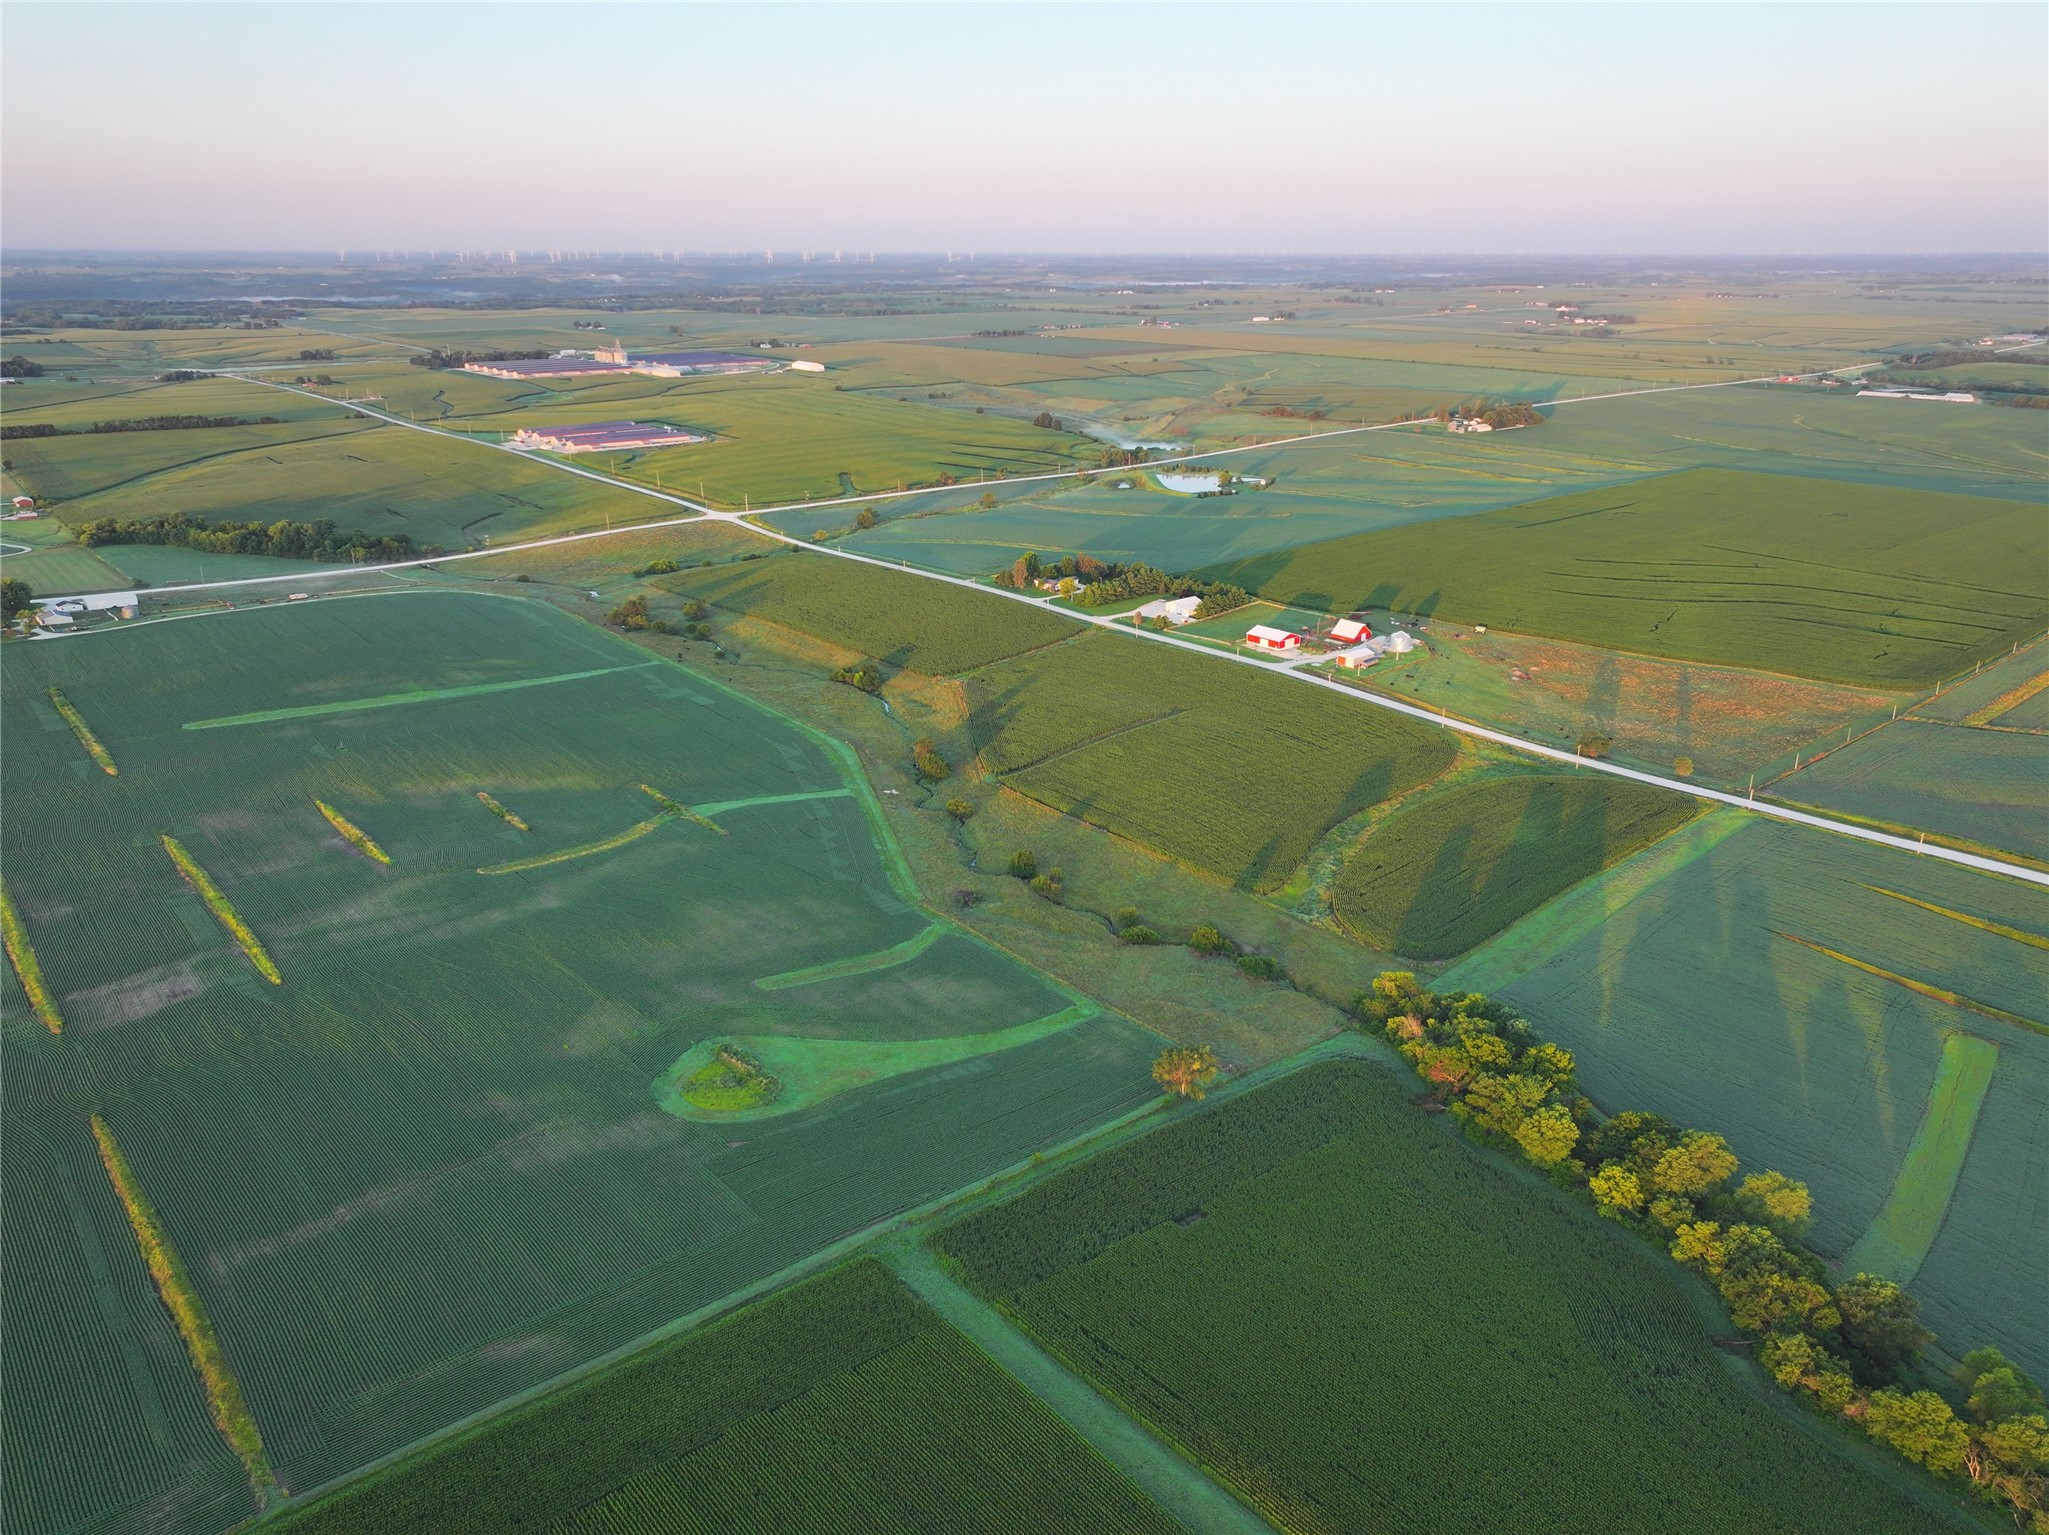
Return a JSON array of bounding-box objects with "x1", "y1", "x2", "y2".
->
[{"x1": 1245, "y1": 625, "x2": 1302, "y2": 652}]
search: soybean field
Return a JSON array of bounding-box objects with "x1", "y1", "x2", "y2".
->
[
  {"x1": 936, "y1": 1060, "x2": 1955, "y2": 1535},
  {"x1": 1201, "y1": 468, "x2": 2048, "y2": 688},
  {"x1": 1442, "y1": 818, "x2": 2049, "y2": 1381},
  {"x1": 0, "y1": 592, "x2": 1159, "y2": 1535}
]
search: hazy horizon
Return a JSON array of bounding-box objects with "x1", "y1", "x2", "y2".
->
[{"x1": 4, "y1": 1, "x2": 2046, "y2": 255}]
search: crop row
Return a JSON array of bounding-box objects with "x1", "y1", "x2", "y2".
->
[
  {"x1": 475, "y1": 790, "x2": 530, "y2": 831},
  {"x1": 1, "y1": 876, "x2": 63, "y2": 1033},
  {"x1": 47, "y1": 686, "x2": 118, "y2": 774},
  {"x1": 162, "y1": 834, "x2": 283, "y2": 983},
  {"x1": 315, "y1": 799, "x2": 391, "y2": 864},
  {"x1": 90, "y1": 1115, "x2": 277, "y2": 1503}
]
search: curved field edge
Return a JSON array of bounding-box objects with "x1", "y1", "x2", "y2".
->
[
  {"x1": 259, "y1": 1260, "x2": 1178, "y2": 1535},
  {"x1": 932, "y1": 1056, "x2": 1970, "y2": 1535},
  {"x1": 1330, "y1": 771, "x2": 1706, "y2": 960},
  {"x1": 654, "y1": 1003, "x2": 1099, "y2": 1122},
  {"x1": 1844, "y1": 1033, "x2": 2001, "y2": 1286},
  {"x1": 90, "y1": 1116, "x2": 277, "y2": 1504}
]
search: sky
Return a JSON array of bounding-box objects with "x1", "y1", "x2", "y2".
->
[{"x1": 4, "y1": 2, "x2": 2045, "y2": 254}]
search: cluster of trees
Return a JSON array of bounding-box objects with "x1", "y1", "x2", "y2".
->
[
  {"x1": 2, "y1": 577, "x2": 34, "y2": 622},
  {"x1": 1361, "y1": 971, "x2": 2048, "y2": 1527},
  {"x1": 1003, "y1": 848, "x2": 1064, "y2": 904},
  {"x1": 1153, "y1": 1045, "x2": 1220, "y2": 1100},
  {"x1": 299, "y1": 348, "x2": 336, "y2": 361},
  {"x1": 1031, "y1": 412, "x2": 1066, "y2": 430},
  {"x1": 1, "y1": 414, "x2": 282, "y2": 440},
  {"x1": 2, "y1": 354, "x2": 45, "y2": 377},
  {"x1": 990, "y1": 551, "x2": 1249, "y2": 617},
  {"x1": 409, "y1": 348, "x2": 551, "y2": 370},
  {"x1": 832, "y1": 662, "x2": 882, "y2": 693},
  {"x1": 76, "y1": 513, "x2": 420, "y2": 564},
  {"x1": 1436, "y1": 401, "x2": 1547, "y2": 430},
  {"x1": 1259, "y1": 404, "x2": 1328, "y2": 420},
  {"x1": 1099, "y1": 445, "x2": 1153, "y2": 469},
  {"x1": 605, "y1": 595, "x2": 676, "y2": 635},
  {"x1": 911, "y1": 738, "x2": 951, "y2": 781}
]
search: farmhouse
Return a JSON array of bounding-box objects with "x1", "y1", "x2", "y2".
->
[
  {"x1": 511, "y1": 421, "x2": 708, "y2": 453},
  {"x1": 1447, "y1": 417, "x2": 1494, "y2": 434},
  {"x1": 34, "y1": 591, "x2": 139, "y2": 622},
  {"x1": 1133, "y1": 596, "x2": 1201, "y2": 625},
  {"x1": 1330, "y1": 617, "x2": 1373, "y2": 645},
  {"x1": 1245, "y1": 624, "x2": 1302, "y2": 652}
]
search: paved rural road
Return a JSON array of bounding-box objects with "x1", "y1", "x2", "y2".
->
[{"x1": 117, "y1": 367, "x2": 2049, "y2": 892}]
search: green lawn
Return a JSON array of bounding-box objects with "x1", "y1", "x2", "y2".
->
[{"x1": 1201, "y1": 468, "x2": 2047, "y2": 688}]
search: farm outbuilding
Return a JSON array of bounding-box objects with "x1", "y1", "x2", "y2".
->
[
  {"x1": 1134, "y1": 596, "x2": 1202, "y2": 626},
  {"x1": 1245, "y1": 625, "x2": 1302, "y2": 652},
  {"x1": 1330, "y1": 618, "x2": 1373, "y2": 645},
  {"x1": 1385, "y1": 630, "x2": 1418, "y2": 654},
  {"x1": 511, "y1": 421, "x2": 707, "y2": 453},
  {"x1": 11, "y1": 495, "x2": 33, "y2": 509}
]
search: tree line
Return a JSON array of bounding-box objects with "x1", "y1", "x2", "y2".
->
[
  {"x1": 76, "y1": 513, "x2": 422, "y2": 563},
  {"x1": 1361, "y1": 972, "x2": 2047, "y2": 1526},
  {"x1": 409, "y1": 348, "x2": 552, "y2": 370},
  {"x1": 990, "y1": 550, "x2": 1249, "y2": 617},
  {"x1": 1, "y1": 414, "x2": 282, "y2": 440}
]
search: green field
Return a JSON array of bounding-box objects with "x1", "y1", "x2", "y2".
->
[
  {"x1": 1441, "y1": 818, "x2": 2049, "y2": 1380},
  {"x1": 1201, "y1": 468, "x2": 2047, "y2": 688},
  {"x1": 37, "y1": 423, "x2": 661, "y2": 550},
  {"x1": 1770, "y1": 719, "x2": 2049, "y2": 862},
  {"x1": 965, "y1": 631, "x2": 1458, "y2": 890},
  {"x1": 660, "y1": 549, "x2": 1084, "y2": 672},
  {"x1": 0, "y1": 592, "x2": 1160, "y2": 1535},
  {"x1": 824, "y1": 384, "x2": 2049, "y2": 578},
  {"x1": 268, "y1": 1259, "x2": 1176, "y2": 1535},
  {"x1": 935, "y1": 1060, "x2": 1956, "y2": 1535},
  {"x1": 1332, "y1": 771, "x2": 1704, "y2": 958}
]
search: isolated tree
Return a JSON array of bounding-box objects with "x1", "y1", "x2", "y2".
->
[
  {"x1": 1153, "y1": 1045, "x2": 1220, "y2": 1101},
  {"x1": 1188, "y1": 923, "x2": 1231, "y2": 956},
  {"x1": 854, "y1": 506, "x2": 877, "y2": 530},
  {"x1": 978, "y1": 490, "x2": 999, "y2": 510},
  {"x1": 1008, "y1": 849, "x2": 1037, "y2": 880},
  {"x1": 944, "y1": 798, "x2": 973, "y2": 822}
]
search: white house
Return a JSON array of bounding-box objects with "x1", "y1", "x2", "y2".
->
[
  {"x1": 1134, "y1": 596, "x2": 1201, "y2": 626},
  {"x1": 1245, "y1": 624, "x2": 1301, "y2": 652},
  {"x1": 1330, "y1": 617, "x2": 1373, "y2": 645}
]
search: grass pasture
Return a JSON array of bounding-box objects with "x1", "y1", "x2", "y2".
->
[
  {"x1": 0, "y1": 592, "x2": 1160, "y2": 1535},
  {"x1": 1332, "y1": 772, "x2": 1704, "y2": 958},
  {"x1": 966, "y1": 631, "x2": 1458, "y2": 891},
  {"x1": 1770, "y1": 719, "x2": 2049, "y2": 864},
  {"x1": 935, "y1": 1060, "x2": 1955, "y2": 1535},
  {"x1": 1204, "y1": 468, "x2": 2048, "y2": 689},
  {"x1": 268, "y1": 1260, "x2": 1176, "y2": 1535},
  {"x1": 1442, "y1": 818, "x2": 2049, "y2": 1379}
]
